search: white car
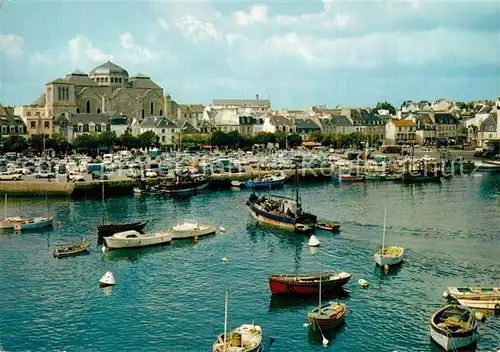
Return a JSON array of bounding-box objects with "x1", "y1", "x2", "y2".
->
[
  {"x1": 0, "y1": 172, "x2": 22, "y2": 181},
  {"x1": 68, "y1": 172, "x2": 85, "y2": 182},
  {"x1": 145, "y1": 169, "x2": 158, "y2": 178}
]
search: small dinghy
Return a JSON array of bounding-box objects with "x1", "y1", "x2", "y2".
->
[
  {"x1": 358, "y1": 279, "x2": 369, "y2": 288},
  {"x1": 317, "y1": 221, "x2": 340, "y2": 232},
  {"x1": 53, "y1": 239, "x2": 89, "y2": 258},
  {"x1": 295, "y1": 223, "x2": 314, "y2": 234},
  {"x1": 230, "y1": 180, "x2": 244, "y2": 188},
  {"x1": 308, "y1": 235, "x2": 320, "y2": 247},
  {"x1": 308, "y1": 302, "x2": 347, "y2": 332},
  {"x1": 168, "y1": 220, "x2": 216, "y2": 240},
  {"x1": 430, "y1": 305, "x2": 478, "y2": 351}
]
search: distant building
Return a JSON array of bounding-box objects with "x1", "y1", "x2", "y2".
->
[
  {"x1": 295, "y1": 119, "x2": 321, "y2": 140},
  {"x1": 132, "y1": 116, "x2": 180, "y2": 145},
  {"x1": 385, "y1": 119, "x2": 416, "y2": 145},
  {"x1": 53, "y1": 111, "x2": 128, "y2": 143},
  {"x1": 211, "y1": 97, "x2": 271, "y2": 113},
  {"x1": 0, "y1": 104, "x2": 27, "y2": 138}
]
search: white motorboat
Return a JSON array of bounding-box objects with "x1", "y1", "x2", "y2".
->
[
  {"x1": 168, "y1": 220, "x2": 216, "y2": 240},
  {"x1": 104, "y1": 230, "x2": 172, "y2": 250},
  {"x1": 429, "y1": 305, "x2": 478, "y2": 351},
  {"x1": 374, "y1": 207, "x2": 404, "y2": 267}
]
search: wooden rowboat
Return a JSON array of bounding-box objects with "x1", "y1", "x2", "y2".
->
[
  {"x1": 53, "y1": 239, "x2": 89, "y2": 258},
  {"x1": 317, "y1": 221, "x2": 340, "y2": 232},
  {"x1": 308, "y1": 302, "x2": 347, "y2": 332},
  {"x1": 429, "y1": 305, "x2": 478, "y2": 351},
  {"x1": 295, "y1": 224, "x2": 314, "y2": 234}
]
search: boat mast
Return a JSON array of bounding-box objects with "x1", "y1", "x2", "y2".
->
[
  {"x1": 318, "y1": 251, "x2": 322, "y2": 311},
  {"x1": 295, "y1": 165, "x2": 299, "y2": 205},
  {"x1": 4, "y1": 193, "x2": 7, "y2": 219},
  {"x1": 223, "y1": 287, "x2": 229, "y2": 352},
  {"x1": 381, "y1": 206, "x2": 387, "y2": 252},
  {"x1": 101, "y1": 163, "x2": 105, "y2": 226}
]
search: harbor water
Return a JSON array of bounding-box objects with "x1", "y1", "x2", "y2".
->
[{"x1": 1, "y1": 175, "x2": 499, "y2": 351}]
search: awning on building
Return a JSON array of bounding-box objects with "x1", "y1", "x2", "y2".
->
[
  {"x1": 436, "y1": 137, "x2": 449, "y2": 144},
  {"x1": 302, "y1": 141, "x2": 321, "y2": 147}
]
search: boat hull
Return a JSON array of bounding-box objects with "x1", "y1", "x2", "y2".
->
[
  {"x1": 244, "y1": 178, "x2": 286, "y2": 189},
  {"x1": 104, "y1": 234, "x2": 172, "y2": 250},
  {"x1": 98, "y1": 221, "x2": 148, "y2": 237},
  {"x1": 164, "y1": 179, "x2": 209, "y2": 194},
  {"x1": 429, "y1": 325, "x2": 477, "y2": 351},
  {"x1": 269, "y1": 273, "x2": 351, "y2": 295},
  {"x1": 332, "y1": 175, "x2": 365, "y2": 182},
  {"x1": 15, "y1": 217, "x2": 54, "y2": 231},
  {"x1": 169, "y1": 226, "x2": 216, "y2": 240},
  {"x1": 374, "y1": 247, "x2": 404, "y2": 266},
  {"x1": 456, "y1": 298, "x2": 500, "y2": 310},
  {"x1": 53, "y1": 244, "x2": 89, "y2": 258},
  {"x1": 308, "y1": 306, "x2": 346, "y2": 332}
]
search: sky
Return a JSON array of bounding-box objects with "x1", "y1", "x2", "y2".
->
[{"x1": 0, "y1": 0, "x2": 499, "y2": 109}]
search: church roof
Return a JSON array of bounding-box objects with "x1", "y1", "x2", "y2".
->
[
  {"x1": 129, "y1": 76, "x2": 161, "y2": 89},
  {"x1": 132, "y1": 73, "x2": 150, "y2": 79},
  {"x1": 31, "y1": 94, "x2": 46, "y2": 106},
  {"x1": 89, "y1": 61, "x2": 129, "y2": 76},
  {"x1": 47, "y1": 78, "x2": 74, "y2": 85},
  {"x1": 65, "y1": 72, "x2": 98, "y2": 86},
  {"x1": 70, "y1": 69, "x2": 86, "y2": 75}
]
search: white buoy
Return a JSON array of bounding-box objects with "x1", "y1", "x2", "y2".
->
[
  {"x1": 358, "y1": 279, "x2": 369, "y2": 288},
  {"x1": 99, "y1": 271, "x2": 115, "y2": 287},
  {"x1": 222, "y1": 257, "x2": 228, "y2": 264},
  {"x1": 308, "y1": 235, "x2": 320, "y2": 247},
  {"x1": 220, "y1": 227, "x2": 226, "y2": 233},
  {"x1": 322, "y1": 336, "x2": 329, "y2": 346}
]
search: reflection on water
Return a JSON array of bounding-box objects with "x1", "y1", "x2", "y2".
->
[
  {"x1": 103, "y1": 243, "x2": 172, "y2": 263},
  {"x1": 307, "y1": 323, "x2": 346, "y2": 346},
  {"x1": 268, "y1": 289, "x2": 350, "y2": 312}
]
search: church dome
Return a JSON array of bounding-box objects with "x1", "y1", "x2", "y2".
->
[{"x1": 89, "y1": 61, "x2": 128, "y2": 76}]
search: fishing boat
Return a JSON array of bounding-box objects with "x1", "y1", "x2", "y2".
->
[
  {"x1": 168, "y1": 219, "x2": 216, "y2": 240},
  {"x1": 362, "y1": 172, "x2": 386, "y2": 181},
  {"x1": 384, "y1": 173, "x2": 402, "y2": 181},
  {"x1": 268, "y1": 272, "x2": 351, "y2": 295},
  {"x1": 53, "y1": 239, "x2": 89, "y2": 258},
  {"x1": 429, "y1": 305, "x2": 478, "y2": 351},
  {"x1": 332, "y1": 174, "x2": 365, "y2": 182},
  {"x1": 317, "y1": 221, "x2": 340, "y2": 232},
  {"x1": 307, "y1": 251, "x2": 347, "y2": 334},
  {"x1": 401, "y1": 172, "x2": 441, "y2": 183},
  {"x1": 374, "y1": 207, "x2": 404, "y2": 267},
  {"x1": 213, "y1": 288, "x2": 263, "y2": 352},
  {"x1": 246, "y1": 167, "x2": 317, "y2": 230},
  {"x1": 103, "y1": 230, "x2": 172, "y2": 250},
  {"x1": 244, "y1": 172, "x2": 288, "y2": 189},
  {"x1": 443, "y1": 286, "x2": 500, "y2": 300},
  {"x1": 14, "y1": 216, "x2": 54, "y2": 231},
  {"x1": 162, "y1": 172, "x2": 210, "y2": 194}
]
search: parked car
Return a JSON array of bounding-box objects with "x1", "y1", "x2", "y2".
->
[
  {"x1": 0, "y1": 172, "x2": 22, "y2": 181},
  {"x1": 68, "y1": 172, "x2": 85, "y2": 182},
  {"x1": 35, "y1": 171, "x2": 56, "y2": 179},
  {"x1": 144, "y1": 169, "x2": 158, "y2": 178},
  {"x1": 126, "y1": 170, "x2": 141, "y2": 179}
]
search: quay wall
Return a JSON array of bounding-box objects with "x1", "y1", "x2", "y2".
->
[{"x1": 0, "y1": 168, "x2": 335, "y2": 197}]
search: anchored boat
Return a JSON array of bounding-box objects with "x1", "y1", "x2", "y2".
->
[
  {"x1": 168, "y1": 219, "x2": 216, "y2": 240},
  {"x1": 268, "y1": 272, "x2": 351, "y2": 295},
  {"x1": 212, "y1": 288, "x2": 263, "y2": 352},
  {"x1": 14, "y1": 216, "x2": 54, "y2": 231},
  {"x1": 244, "y1": 172, "x2": 288, "y2": 189},
  {"x1": 429, "y1": 305, "x2": 478, "y2": 351},
  {"x1": 103, "y1": 230, "x2": 172, "y2": 250},
  {"x1": 374, "y1": 207, "x2": 404, "y2": 267},
  {"x1": 53, "y1": 239, "x2": 89, "y2": 258}
]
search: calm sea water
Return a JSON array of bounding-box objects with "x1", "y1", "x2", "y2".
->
[{"x1": 1, "y1": 175, "x2": 499, "y2": 352}]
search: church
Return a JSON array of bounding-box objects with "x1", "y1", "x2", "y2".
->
[{"x1": 17, "y1": 61, "x2": 177, "y2": 138}]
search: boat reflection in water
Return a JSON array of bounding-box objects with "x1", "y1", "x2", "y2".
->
[
  {"x1": 307, "y1": 323, "x2": 346, "y2": 346},
  {"x1": 103, "y1": 244, "x2": 171, "y2": 263},
  {"x1": 268, "y1": 289, "x2": 349, "y2": 312}
]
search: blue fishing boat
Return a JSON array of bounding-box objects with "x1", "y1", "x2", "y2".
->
[
  {"x1": 14, "y1": 216, "x2": 54, "y2": 231},
  {"x1": 244, "y1": 173, "x2": 288, "y2": 189},
  {"x1": 246, "y1": 167, "x2": 317, "y2": 230}
]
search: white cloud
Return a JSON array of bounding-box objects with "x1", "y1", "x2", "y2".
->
[
  {"x1": 119, "y1": 32, "x2": 158, "y2": 64},
  {"x1": 233, "y1": 5, "x2": 268, "y2": 26},
  {"x1": 276, "y1": 10, "x2": 350, "y2": 28},
  {"x1": 322, "y1": 0, "x2": 334, "y2": 12},
  {"x1": 175, "y1": 15, "x2": 218, "y2": 41},
  {"x1": 0, "y1": 34, "x2": 24, "y2": 58},
  {"x1": 68, "y1": 36, "x2": 111, "y2": 63}
]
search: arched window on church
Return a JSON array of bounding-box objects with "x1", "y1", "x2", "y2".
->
[
  {"x1": 86, "y1": 100, "x2": 91, "y2": 114},
  {"x1": 76, "y1": 108, "x2": 80, "y2": 113},
  {"x1": 150, "y1": 102, "x2": 154, "y2": 115},
  {"x1": 160, "y1": 109, "x2": 163, "y2": 116},
  {"x1": 142, "y1": 109, "x2": 145, "y2": 119},
  {"x1": 97, "y1": 108, "x2": 101, "y2": 114},
  {"x1": 58, "y1": 87, "x2": 62, "y2": 100},
  {"x1": 105, "y1": 77, "x2": 108, "y2": 83}
]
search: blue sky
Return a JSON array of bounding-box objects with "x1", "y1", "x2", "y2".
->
[{"x1": 1, "y1": 0, "x2": 499, "y2": 109}]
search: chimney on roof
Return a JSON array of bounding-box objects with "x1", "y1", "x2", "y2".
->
[{"x1": 256, "y1": 94, "x2": 259, "y2": 100}]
